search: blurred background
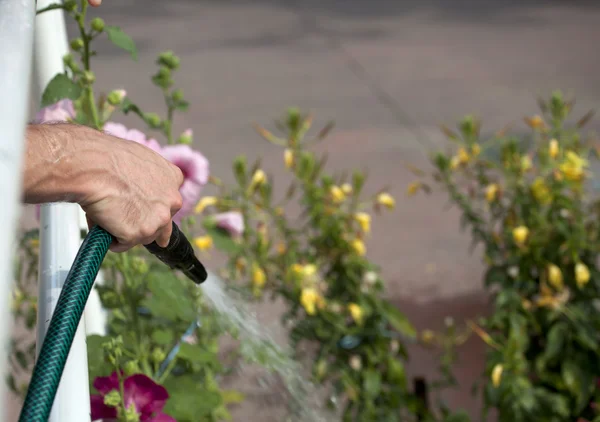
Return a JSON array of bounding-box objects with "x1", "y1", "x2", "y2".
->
[{"x1": 8, "y1": 0, "x2": 600, "y2": 420}]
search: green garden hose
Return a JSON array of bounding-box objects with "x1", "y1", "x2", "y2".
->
[
  {"x1": 19, "y1": 225, "x2": 112, "y2": 422},
  {"x1": 18, "y1": 222, "x2": 207, "y2": 421}
]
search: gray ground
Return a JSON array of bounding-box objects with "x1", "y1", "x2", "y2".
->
[{"x1": 6, "y1": 0, "x2": 600, "y2": 420}]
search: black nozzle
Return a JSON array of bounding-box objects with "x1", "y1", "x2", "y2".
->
[{"x1": 144, "y1": 221, "x2": 208, "y2": 284}]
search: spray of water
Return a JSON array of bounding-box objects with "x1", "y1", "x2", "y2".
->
[{"x1": 200, "y1": 274, "x2": 330, "y2": 422}]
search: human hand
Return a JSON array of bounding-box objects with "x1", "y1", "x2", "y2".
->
[{"x1": 74, "y1": 126, "x2": 184, "y2": 252}]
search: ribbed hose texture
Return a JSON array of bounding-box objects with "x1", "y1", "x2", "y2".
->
[{"x1": 19, "y1": 226, "x2": 112, "y2": 422}]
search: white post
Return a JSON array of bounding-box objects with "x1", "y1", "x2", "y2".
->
[
  {"x1": 33, "y1": 1, "x2": 97, "y2": 420},
  {"x1": 0, "y1": 0, "x2": 35, "y2": 419}
]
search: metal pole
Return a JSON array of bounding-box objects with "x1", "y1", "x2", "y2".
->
[
  {"x1": 0, "y1": 0, "x2": 35, "y2": 419},
  {"x1": 33, "y1": 1, "x2": 94, "y2": 420}
]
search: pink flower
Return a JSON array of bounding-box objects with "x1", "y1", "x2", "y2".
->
[
  {"x1": 90, "y1": 371, "x2": 175, "y2": 421},
  {"x1": 103, "y1": 122, "x2": 162, "y2": 153},
  {"x1": 214, "y1": 211, "x2": 244, "y2": 236},
  {"x1": 160, "y1": 144, "x2": 209, "y2": 224},
  {"x1": 34, "y1": 99, "x2": 75, "y2": 123}
]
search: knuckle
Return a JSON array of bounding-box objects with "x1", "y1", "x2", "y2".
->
[
  {"x1": 139, "y1": 223, "x2": 157, "y2": 240},
  {"x1": 171, "y1": 164, "x2": 184, "y2": 185},
  {"x1": 172, "y1": 193, "x2": 183, "y2": 211},
  {"x1": 156, "y1": 209, "x2": 172, "y2": 228}
]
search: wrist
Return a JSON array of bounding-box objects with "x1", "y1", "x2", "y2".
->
[{"x1": 24, "y1": 123, "x2": 112, "y2": 205}]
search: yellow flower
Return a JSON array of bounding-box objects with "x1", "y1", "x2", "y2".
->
[
  {"x1": 491, "y1": 364, "x2": 503, "y2": 388},
  {"x1": 376, "y1": 192, "x2": 395, "y2": 209},
  {"x1": 547, "y1": 264, "x2": 563, "y2": 290},
  {"x1": 406, "y1": 181, "x2": 422, "y2": 196},
  {"x1": 300, "y1": 288, "x2": 323, "y2": 315},
  {"x1": 457, "y1": 147, "x2": 470, "y2": 164},
  {"x1": 341, "y1": 183, "x2": 353, "y2": 195},
  {"x1": 193, "y1": 235, "x2": 213, "y2": 251},
  {"x1": 329, "y1": 185, "x2": 346, "y2": 203},
  {"x1": 485, "y1": 184, "x2": 499, "y2": 203},
  {"x1": 526, "y1": 115, "x2": 545, "y2": 129},
  {"x1": 354, "y1": 212, "x2": 371, "y2": 234},
  {"x1": 575, "y1": 262, "x2": 591, "y2": 289},
  {"x1": 302, "y1": 264, "x2": 318, "y2": 279},
  {"x1": 559, "y1": 151, "x2": 588, "y2": 182},
  {"x1": 276, "y1": 242, "x2": 287, "y2": 255},
  {"x1": 350, "y1": 239, "x2": 366, "y2": 256},
  {"x1": 512, "y1": 226, "x2": 529, "y2": 246},
  {"x1": 549, "y1": 139, "x2": 559, "y2": 159},
  {"x1": 29, "y1": 238, "x2": 40, "y2": 248},
  {"x1": 531, "y1": 178, "x2": 551, "y2": 204},
  {"x1": 421, "y1": 329, "x2": 435, "y2": 344},
  {"x1": 252, "y1": 264, "x2": 266, "y2": 288},
  {"x1": 471, "y1": 143, "x2": 481, "y2": 157},
  {"x1": 449, "y1": 155, "x2": 460, "y2": 170},
  {"x1": 194, "y1": 196, "x2": 218, "y2": 213},
  {"x1": 521, "y1": 156, "x2": 532, "y2": 172},
  {"x1": 347, "y1": 303, "x2": 363, "y2": 324},
  {"x1": 284, "y1": 148, "x2": 294, "y2": 169},
  {"x1": 250, "y1": 169, "x2": 267, "y2": 187}
]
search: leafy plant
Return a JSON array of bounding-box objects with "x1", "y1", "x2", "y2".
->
[{"x1": 412, "y1": 91, "x2": 600, "y2": 421}]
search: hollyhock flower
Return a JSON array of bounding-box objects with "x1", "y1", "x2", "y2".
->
[
  {"x1": 160, "y1": 144, "x2": 209, "y2": 224},
  {"x1": 103, "y1": 122, "x2": 162, "y2": 153},
  {"x1": 90, "y1": 371, "x2": 175, "y2": 421},
  {"x1": 214, "y1": 211, "x2": 244, "y2": 237},
  {"x1": 34, "y1": 99, "x2": 75, "y2": 123}
]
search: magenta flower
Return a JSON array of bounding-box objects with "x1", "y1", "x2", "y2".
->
[
  {"x1": 90, "y1": 372, "x2": 175, "y2": 421},
  {"x1": 214, "y1": 211, "x2": 244, "y2": 237},
  {"x1": 160, "y1": 144, "x2": 209, "y2": 224},
  {"x1": 34, "y1": 99, "x2": 75, "y2": 123},
  {"x1": 103, "y1": 122, "x2": 162, "y2": 153}
]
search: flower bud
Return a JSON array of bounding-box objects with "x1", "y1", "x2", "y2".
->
[
  {"x1": 575, "y1": 262, "x2": 591, "y2": 289},
  {"x1": 549, "y1": 139, "x2": 559, "y2": 159},
  {"x1": 131, "y1": 257, "x2": 148, "y2": 274},
  {"x1": 91, "y1": 17, "x2": 105, "y2": 32},
  {"x1": 491, "y1": 364, "x2": 503, "y2": 387},
  {"x1": 70, "y1": 38, "x2": 84, "y2": 51},
  {"x1": 406, "y1": 181, "x2": 422, "y2": 196},
  {"x1": 376, "y1": 192, "x2": 395, "y2": 210},
  {"x1": 547, "y1": 264, "x2": 563, "y2": 290},
  {"x1": 349, "y1": 355, "x2": 362, "y2": 371},
  {"x1": 194, "y1": 196, "x2": 218, "y2": 214},
  {"x1": 354, "y1": 212, "x2": 371, "y2": 234},
  {"x1": 151, "y1": 348, "x2": 166, "y2": 363},
  {"x1": 144, "y1": 112, "x2": 162, "y2": 129},
  {"x1": 350, "y1": 239, "x2": 366, "y2": 256},
  {"x1": 82, "y1": 70, "x2": 95, "y2": 84},
  {"x1": 250, "y1": 169, "x2": 267, "y2": 188},
  {"x1": 485, "y1": 184, "x2": 499, "y2": 202},
  {"x1": 512, "y1": 226, "x2": 529, "y2": 246},
  {"x1": 157, "y1": 51, "x2": 180, "y2": 70},
  {"x1": 284, "y1": 148, "x2": 294, "y2": 169},
  {"x1": 103, "y1": 390, "x2": 121, "y2": 408},
  {"x1": 123, "y1": 360, "x2": 140, "y2": 376},
  {"x1": 341, "y1": 183, "x2": 353, "y2": 195},
  {"x1": 64, "y1": 0, "x2": 77, "y2": 11},
  {"x1": 193, "y1": 235, "x2": 213, "y2": 251},
  {"x1": 177, "y1": 128, "x2": 193, "y2": 144},
  {"x1": 172, "y1": 89, "x2": 184, "y2": 102},
  {"x1": 252, "y1": 264, "x2": 266, "y2": 288},
  {"x1": 107, "y1": 89, "x2": 126, "y2": 106}
]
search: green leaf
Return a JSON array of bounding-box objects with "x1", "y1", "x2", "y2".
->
[
  {"x1": 177, "y1": 343, "x2": 219, "y2": 366},
  {"x1": 163, "y1": 376, "x2": 223, "y2": 419},
  {"x1": 203, "y1": 224, "x2": 241, "y2": 254},
  {"x1": 86, "y1": 334, "x2": 110, "y2": 392},
  {"x1": 105, "y1": 26, "x2": 137, "y2": 60},
  {"x1": 543, "y1": 322, "x2": 568, "y2": 363},
  {"x1": 141, "y1": 271, "x2": 196, "y2": 321},
  {"x1": 363, "y1": 370, "x2": 381, "y2": 398},
  {"x1": 380, "y1": 302, "x2": 416, "y2": 339},
  {"x1": 40, "y1": 73, "x2": 82, "y2": 107},
  {"x1": 151, "y1": 329, "x2": 174, "y2": 345},
  {"x1": 445, "y1": 410, "x2": 471, "y2": 422}
]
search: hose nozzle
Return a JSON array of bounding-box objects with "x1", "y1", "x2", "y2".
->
[{"x1": 144, "y1": 222, "x2": 207, "y2": 284}]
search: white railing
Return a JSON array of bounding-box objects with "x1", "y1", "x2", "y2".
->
[
  {"x1": 1, "y1": 0, "x2": 107, "y2": 420},
  {"x1": 0, "y1": 0, "x2": 36, "y2": 418}
]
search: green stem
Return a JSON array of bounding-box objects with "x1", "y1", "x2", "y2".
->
[
  {"x1": 36, "y1": 3, "x2": 65, "y2": 15},
  {"x1": 77, "y1": 0, "x2": 100, "y2": 128},
  {"x1": 164, "y1": 90, "x2": 175, "y2": 144}
]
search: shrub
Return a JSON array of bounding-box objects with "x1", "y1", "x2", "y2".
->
[{"x1": 413, "y1": 92, "x2": 600, "y2": 421}]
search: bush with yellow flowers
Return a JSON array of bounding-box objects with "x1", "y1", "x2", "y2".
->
[
  {"x1": 411, "y1": 91, "x2": 600, "y2": 421},
  {"x1": 198, "y1": 108, "x2": 429, "y2": 420}
]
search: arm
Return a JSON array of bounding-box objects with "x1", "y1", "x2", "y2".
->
[{"x1": 23, "y1": 123, "x2": 184, "y2": 251}]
